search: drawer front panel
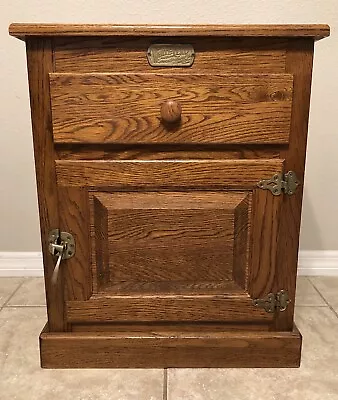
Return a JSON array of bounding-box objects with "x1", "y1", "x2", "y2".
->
[
  {"x1": 50, "y1": 73, "x2": 293, "y2": 145},
  {"x1": 54, "y1": 37, "x2": 288, "y2": 73}
]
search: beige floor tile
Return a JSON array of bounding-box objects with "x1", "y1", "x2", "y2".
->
[
  {"x1": 0, "y1": 307, "x2": 163, "y2": 400},
  {"x1": 6, "y1": 277, "x2": 46, "y2": 306},
  {"x1": 0, "y1": 277, "x2": 24, "y2": 307},
  {"x1": 309, "y1": 277, "x2": 338, "y2": 311},
  {"x1": 295, "y1": 277, "x2": 326, "y2": 306},
  {"x1": 0, "y1": 306, "x2": 47, "y2": 319},
  {"x1": 167, "y1": 307, "x2": 338, "y2": 400}
]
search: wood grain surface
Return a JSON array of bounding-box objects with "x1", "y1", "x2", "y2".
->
[
  {"x1": 39, "y1": 324, "x2": 302, "y2": 368},
  {"x1": 92, "y1": 194, "x2": 110, "y2": 289},
  {"x1": 26, "y1": 39, "x2": 65, "y2": 332},
  {"x1": 50, "y1": 73, "x2": 293, "y2": 145},
  {"x1": 233, "y1": 193, "x2": 251, "y2": 289},
  {"x1": 9, "y1": 23, "x2": 330, "y2": 39},
  {"x1": 98, "y1": 280, "x2": 242, "y2": 296},
  {"x1": 90, "y1": 191, "x2": 249, "y2": 286},
  {"x1": 66, "y1": 293, "x2": 272, "y2": 323},
  {"x1": 53, "y1": 37, "x2": 288, "y2": 74},
  {"x1": 55, "y1": 143, "x2": 282, "y2": 161},
  {"x1": 55, "y1": 159, "x2": 284, "y2": 188},
  {"x1": 40, "y1": 327, "x2": 302, "y2": 368},
  {"x1": 71, "y1": 321, "x2": 271, "y2": 332},
  {"x1": 274, "y1": 39, "x2": 315, "y2": 331},
  {"x1": 58, "y1": 188, "x2": 92, "y2": 301},
  {"x1": 248, "y1": 189, "x2": 283, "y2": 299}
]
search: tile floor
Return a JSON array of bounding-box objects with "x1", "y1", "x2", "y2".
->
[{"x1": 0, "y1": 276, "x2": 337, "y2": 399}]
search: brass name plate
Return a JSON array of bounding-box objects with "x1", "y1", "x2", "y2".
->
[{"x1": 147, "y1": 44, "x2": 195, "y2": 67}]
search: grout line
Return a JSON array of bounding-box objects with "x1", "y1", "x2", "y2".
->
[
  {"x1": 5, "y1": 305, "x2": 46, "y2": 308},
  {"x1": 2, "y1": 278, "x2": 27, "y2": 308},
  {"x1": 163, "y1": 368, "x2": 168, "y2": 400},
  {"x1": 296, "y1": 305, "x2": 328, "y2": 307},
  {"x1": 308, "y1": 278, "x2": 338, "y2": 319}
]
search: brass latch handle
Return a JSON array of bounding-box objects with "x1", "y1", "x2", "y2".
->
[
  {"x1": 50, "y1": 243, "x2": 66, "y2": 285},
  {"x1": 48, "y1": 230, "x2": 76, "y2": 285}
]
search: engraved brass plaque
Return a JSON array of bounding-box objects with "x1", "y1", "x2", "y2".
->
[{"x1": 147, "y1": 44, "x2": 195, "y2": 67}]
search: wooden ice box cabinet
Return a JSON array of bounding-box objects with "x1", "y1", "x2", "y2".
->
[{"x1": 9, "y1": 23, "x2": 330, "y2": 368}]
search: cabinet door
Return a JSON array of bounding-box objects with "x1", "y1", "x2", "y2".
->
[{"x1": 56, "y1": 159, "x2": 284, "y2": 328}]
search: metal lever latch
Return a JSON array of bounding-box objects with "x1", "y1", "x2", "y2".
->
[
  {"x1": 50, "y1": 243, "x2": 66, "y2": 285},
  {"x1": 48, "y1": 230, "x2": 75, "y2": 285}
]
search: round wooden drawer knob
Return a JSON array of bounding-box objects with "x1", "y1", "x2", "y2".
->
[{"x1": 160, "y1": 100, "x2": 182, "y2": 123}]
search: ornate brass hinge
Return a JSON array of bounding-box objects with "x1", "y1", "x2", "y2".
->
[
  {"x1": 253, "y1": 290, "x2": 290, "y2": 313},
  {"x1": 257, "y1": 171, "x2": 300, "y2": 196}
]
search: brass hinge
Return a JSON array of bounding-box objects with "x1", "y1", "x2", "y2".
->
[
  {"x1": 257, "y1": 171, "x2": 300, "y2": 196},
  {"x1": 253, "y1": 290, "x2": 290, "y2": 313}
]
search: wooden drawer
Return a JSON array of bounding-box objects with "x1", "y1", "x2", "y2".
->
[
  {"x1": 50, "y1": 72, "x2": 293, "y2": 145},
  {"x1": 53, "y1": 37, "x2": 290, "y2": 74}
]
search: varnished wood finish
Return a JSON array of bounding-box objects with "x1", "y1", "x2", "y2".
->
[
  {"x1": 53, "y1": 38, "x2": 288, "y2": 74},
  {"x1": 249, "y1": 190, "x2": 283, "y2": 299},
  {"x1": 58, "y1": 188, "x2": 92, "y2": 301},
  {"x1": 99, "y1": 280, "x2": 242, "y2": 295},
  {"x1": 71, "y1": 322, "x2": 271, "y2": 332},
  {"x1": 55, "y1": 159, "x2": 284, "y2": 188},
  {"x1": 92, "y1": 194, "x2": 109, "y2": 290},
  {"x1": 13, "y1": 24, "x2": 328, "y2": 368},
  {"x1": 10, "y1": 23, "x2": 330, "y2": 39},
  {"x1": 67, "y1": 294, "x2": 272, "y2": 323},
  {"x1": 233, "y1": 193, "x2": 251, "y2": 289},
  {"x1": 40, "y1": 323, "x2": 302, "y2": 368},
  {"x1": 91, "y1": 191, "x2": 249, "y2": 287},
  {"x1": 55, "y1": 144, "x2": 282, "y2": 161},
  {"x1": 50, "y1": 73, "x2": 293, "y2": 145},
  {"x1": 275, "y1": 39, "x2": 315, "y2": 330},
  {"x1": 26, "y1": 39, "x2": 65, "y2": 332},
  {"x1": 160, "y1": 99, "x2": 182, "y2": 123}
]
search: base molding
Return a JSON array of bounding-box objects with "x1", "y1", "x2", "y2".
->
[
  {"x1": 0, "y1": 252, "x2": 43, "y2": 277},
  {"x1": 297, "y1": 251, "x2": 338, "y2": 276},
  {"x1": 40, "y1": 324, "x2": 302, "y2": 368}
]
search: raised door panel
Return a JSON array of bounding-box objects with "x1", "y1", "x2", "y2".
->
[{"x1": 91, "y1": 191, "x2": 249, "y2": 292}]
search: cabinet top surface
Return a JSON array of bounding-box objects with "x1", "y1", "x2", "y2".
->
[{"x1": 9, "y1": 23, "x2": 330, "y2": 40}]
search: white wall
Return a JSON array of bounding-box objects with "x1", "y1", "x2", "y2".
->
[{"x1": 1, "y1": 0, "x2": 337, "y2": 252}]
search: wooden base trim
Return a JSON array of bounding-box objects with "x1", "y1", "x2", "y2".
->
[{"x1": 40, "y1": 323, "x2": 302, "y2": 368}]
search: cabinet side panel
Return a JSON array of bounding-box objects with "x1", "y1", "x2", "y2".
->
[
  {"x1": 275, "y1": 39, "x2": 314, "y2": 330},
  {"x1": 26, "y1": 38, "x2": 65, "y2": 331}
]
